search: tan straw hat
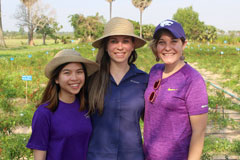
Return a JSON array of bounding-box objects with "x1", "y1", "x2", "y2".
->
[
  {"x1": 92, "y1": 17, "x2": 146, "y2": 49},
  {"x1": 45, "y1": 49, "x2": 99, "y2": 79}
]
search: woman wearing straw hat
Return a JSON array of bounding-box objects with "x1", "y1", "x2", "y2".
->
[
  {"x1": 144, "y1": 20, "x2": 208, "y2": 160},
  {"x1": 26, "y1": 49, "x2": 99, "y2": 160},
  {"x1": 87, "y1": 17, "x2": 148, "y2": 160}
]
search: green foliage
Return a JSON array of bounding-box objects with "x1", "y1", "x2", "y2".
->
[
  {"x1": 216, "y1": 35, "x2": 240, "y2": 44},
  {"x1": 173, "y1": 6, "x2": 204, "y2": 40},
  {"x1": 232, "y1": 140, "x2": 240, "y2": 154},
  {"x1": 35, "y1": 15, "x2": 63, "y2": 45},
  {"x1": 69, "y1": 13, "x2": 105, "y2": 42},
  {"x1": 173, "y1": 6, "x2": 218, "y2": 42},
  {"x1": 14, "y1": 103, "x2": 35, "y2": 127},
  {"x1": 207, "y1": 90, "x2": 240, "y2": 130},
  {"x1": 0, "y1": 114, "x2": 16, "y2": 135},
  {"x1": 201, "y1": 152, "x2": 213, "y2": 160},
  {"x1": 203, "y1": 137, "x2": 240, "y2": 156},
  {"x1": 185, "y1": 42, "x2": 240, "y2": 95},
  {"x1": 0, "y1": 134, "x2": 33, "y2": 160},
  {"x1": 60, "y1": 36, "x2": 71, "y2": 44},
  {"x1": 198, "y1": 25, "x2": 217, "y2": 43},
  {"x1": 0, "y1": 72, "x2": 25, "y2": 98},
  {"x1": 129, "y1": 19, "x2": 140, "y2": 36},
  {"x1": 0, "y1": 96, "x2": 15, "y2": 113},
  {"x1": 142, "y1": 24, "x2": 155, "y2": 40}
]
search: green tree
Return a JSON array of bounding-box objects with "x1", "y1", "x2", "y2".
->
[
  {"x1": 142, "y1": 24, "x2": 155, "y2": 40},
  {"x1": 105, "y1": 0, "x2": 115, "y2": 20},
  {"x1": 198, "y1": 25, "x2": 217, "y2": 42},
  {"x1": 49, "y1": 22, "x2": 63, "y2": 44},
  {"x1": 129, "y1": 19, "x2": 140, "y2": 36},
  {"x1": 131, "y1": 0, "x2": 152, "y2": 38},
  {"x1": 35, "y1": 15, "x2": 62, "y2": 45},
  {"x1": 69, "y1": 13, "x2": 105, "y2": 42},
  {"x1": 127, "y1": 19, "x2": 155, "y2": 40},
  {"x1": 173, "y1": 6, "x2": 204, "y2": 40},
  {"x1": 0, "y1": 0, "x2": 6, "y2": 48}
]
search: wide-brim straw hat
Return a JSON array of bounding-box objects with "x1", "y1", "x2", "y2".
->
[
  {"x1": 45, "y1": 49, "x2": 99, "y2": 79},
  {"x1": 92, "y1": 17, "x2": 146, "y2": 49}
]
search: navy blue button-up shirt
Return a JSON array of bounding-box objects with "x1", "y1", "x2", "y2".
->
[{"x1": 88, "y1": 64, "x2": 148, "y2": 160}]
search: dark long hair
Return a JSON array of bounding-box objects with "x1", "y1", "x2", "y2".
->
[
  {"x1": 88, "y1": 37, "x2": 137, "y2": 114},
  {"x1": 37, "y1": 62, "x2": 88, "y2": 112}
]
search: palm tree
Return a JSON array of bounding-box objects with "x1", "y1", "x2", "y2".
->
[
  {"x1": 20, "y1": 0, "x2": 37, "y2": 46},
  {"x1": 105, "y1": 0, "x2": 115, "y2": 20},
  {"x1": 21, "y1": 0, "x2": 37, "y2": 7},
  {"x1": 0, "y1": 0, "x2": 6, "y2": 47},
  {"x1": 132, "y1": 0, "x2": 152, "y2": 38}
]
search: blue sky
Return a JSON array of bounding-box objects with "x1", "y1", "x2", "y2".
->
[{"x1": 2, "y1": 0, "x2": 240, "y2": 32}]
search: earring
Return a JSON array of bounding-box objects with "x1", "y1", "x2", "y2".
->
[
  {"x1": 180, "y1": 55, "x2": 185, "y2": 60},
  {"x1": 156, "y1": 57, "x2": 160, "y2": 62}
]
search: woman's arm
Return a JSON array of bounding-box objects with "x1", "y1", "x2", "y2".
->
[
  {"x1": 33, "y1": 149, "x2": 47, "y2": 160},
  {"x1": 188, "y1": 113, "x2": 208, "y2": 160}
]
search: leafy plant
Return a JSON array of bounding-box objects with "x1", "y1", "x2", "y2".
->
[{"x1": 0, "y1": 134, "x2": 33, "y2": 160}]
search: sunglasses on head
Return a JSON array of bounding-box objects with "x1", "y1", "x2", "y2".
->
[{"x1": 149, "y1": 79, "x2": 161, "y2": 103}]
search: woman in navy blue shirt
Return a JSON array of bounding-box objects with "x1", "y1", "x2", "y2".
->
[{"x1": 87, "y1": 17, "x2": 148, "y2": 160}]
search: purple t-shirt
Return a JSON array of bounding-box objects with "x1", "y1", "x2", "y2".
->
[
  {"x1": 143, "y1": 63, "x2": 208, "y2": 160},
  {"x1": 27, "y1": 98, "x2": 92, "y2": 160}
]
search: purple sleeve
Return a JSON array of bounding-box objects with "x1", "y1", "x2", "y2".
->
[
  {"x1": 185, "y1": 75, "x2": 208, "y2": 115},
  {"x1": 26, "y1": 106, "x2": 51, "y2": 151}
]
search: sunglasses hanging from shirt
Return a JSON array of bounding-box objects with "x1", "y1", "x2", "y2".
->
[{"x1": 149, "y1": 79, "x2": 161, "y2": 103}]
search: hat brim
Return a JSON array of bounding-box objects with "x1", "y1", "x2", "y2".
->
[
  {"x1": 92, "y1": 33, "x2": 146, "y2": 49},
  {"x1": 45, "y1": 55, "x2": 99, "y2": 79}
]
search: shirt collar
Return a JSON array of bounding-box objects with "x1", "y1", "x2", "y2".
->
[{"x1": 110, "y1": 64, "x2": 145, "y2": 84}]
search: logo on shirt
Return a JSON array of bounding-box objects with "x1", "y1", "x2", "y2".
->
[
  {"x1": 167, "y1": 88, "x2": 177, "y2": 91},
  {"x1": 201, "y1": 105, "x2": 208, "y2": 108},
  {"x1": 130, "y1": 80, "x2": 140, "y2": 84}
]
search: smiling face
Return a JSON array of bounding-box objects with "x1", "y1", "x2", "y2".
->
[
  {"x1": 107, "y1": 35, "x2": 135, "y2": 66},
  {"x1": 156, "y1": 31, "x2": 187, "y2": 66},
  {"x1": 55, "y1": 62, "x2": 85, "y2": 102}
]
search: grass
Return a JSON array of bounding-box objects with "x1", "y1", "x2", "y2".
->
[
  {"x1": 185, "y1": 42, "x2": 240, "y2": 95},
  {"x1": 203, "y1": 136, "x2": 240, "y2": 157}
]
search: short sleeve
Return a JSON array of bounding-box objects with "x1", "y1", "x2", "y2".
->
[
  {"x1": 26, "y1": 106, "x2": 51, "y2": 151},
  {"x1": 185, "y1": 75, "x2": 208, "y2": 115}
]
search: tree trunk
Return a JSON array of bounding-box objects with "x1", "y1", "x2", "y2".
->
[
  {"x1": 140, "y1": 9, "x2": 143, "y2": 38},
  {"x1": 27, "y1": 7, "x2": 34, "y2": 46},
  {"x1": 110, "y1": 2, "x2": 112, "y2": 20},
  {"x1": 42, "y1": 33, "x2": 46, "y2": 45},
  {"x1": 0, "y1": 0, "x2": 6, "y2": 48},
  {"x1": 28, "y1": 26, "x2": 34, "y2": 46}
]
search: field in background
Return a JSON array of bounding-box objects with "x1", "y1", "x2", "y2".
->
[
  {"x1": 3, "y1": 39, "x2": 56, "y2": 48},
  {"x1": 0, "y1": 39, "x2": 240, "y2": 159}
]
